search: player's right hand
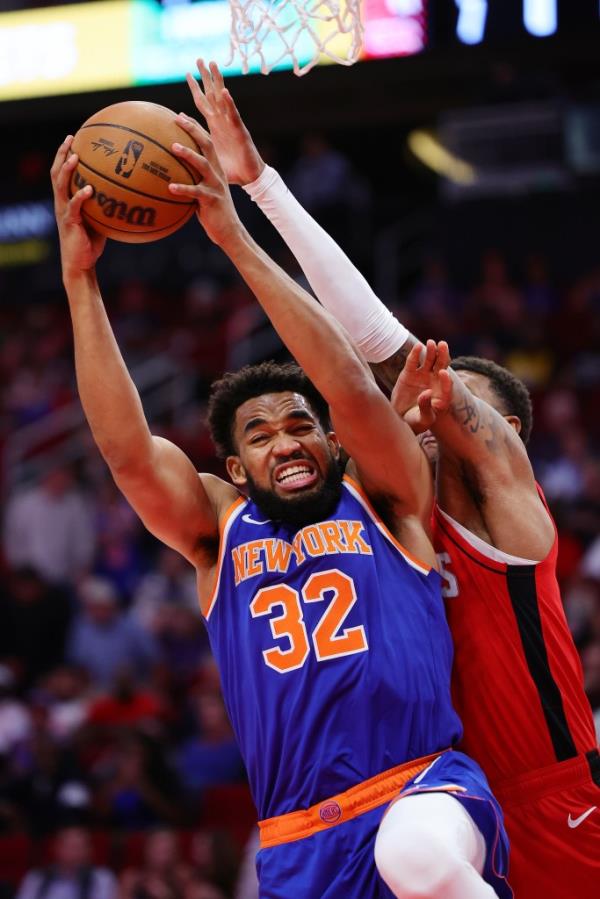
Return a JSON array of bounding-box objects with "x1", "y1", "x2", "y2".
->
[
  {"x1": 391, "y1": 340, "x2": 453, "y2": 433},
  {"x1": 186, "y1": 59, "x2": 265, "y2": 186},
  {"x1": 50, "y1": 137, "x2": 106, "y2": 277}
]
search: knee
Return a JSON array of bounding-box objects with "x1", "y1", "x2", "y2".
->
[{"x1": 375, "y1": 826, "x2": 462, "y2": 898}]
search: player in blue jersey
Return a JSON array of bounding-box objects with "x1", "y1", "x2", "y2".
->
[{"x1": 51, "y1": 111, "x2": 511, "y2": 896}]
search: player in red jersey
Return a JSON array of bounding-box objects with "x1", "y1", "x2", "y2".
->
[
  {"x1": 391, "y1": 342, "x2": 600, "y2": 898},
  {"x1": 187, "y1": 60, "x2": 600, "y2": 897}
]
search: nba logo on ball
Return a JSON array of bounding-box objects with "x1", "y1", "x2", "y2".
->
[
  {"x1": 70, "y1": 101, "x2": 201, "y2": 244},
  {"x1": 319, "y1": 800, "x2": 342, "y2": 824},
  {"x1": 115, "y1": 141, "x2": 144, "y2": 179}
]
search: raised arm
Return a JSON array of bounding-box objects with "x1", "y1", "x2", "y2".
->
[
  {"x1": 51, "y1": 139, "x2": 235, "y2": 566},
  {"x1": 391, "y1": 342, "x2": 555, "y2": 560},
  {"x1": 186, "y1": 60, "x2": 416, "y2": 385},
  {"x1": 170, "y1": 122, "x2": 434, "y2": 547}
]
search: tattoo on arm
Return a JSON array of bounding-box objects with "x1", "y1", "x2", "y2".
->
[
  {"x1": 450, "y1": 394, "x2": 502, "y2": 454},
  {"x1": 451, "y1": 397, "x2": 483, "y2": 433},
  {"x1": 370, "y1": 334, "x2": 419, "y2": 391}
]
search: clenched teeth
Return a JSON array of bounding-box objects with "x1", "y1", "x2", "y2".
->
[{"x1": 277, "y1": 465, "x2": 312, "y2": 484}]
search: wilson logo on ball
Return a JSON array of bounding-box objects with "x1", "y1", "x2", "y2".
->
[
  {"x1": 115, "y1": 140, "x2": 144, "y2": 179},
  {"x1": 71, "y1": 100, "x2": 200, "y2": 242},
  {"x1": 73, "y1": 170, "x2": 156, "y2": 227}
]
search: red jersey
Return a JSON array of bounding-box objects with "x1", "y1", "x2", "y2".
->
[{"x1": 432, "y1": 495, "x2": 597, "y2": 788}]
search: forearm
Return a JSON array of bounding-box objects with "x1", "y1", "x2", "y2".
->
[
  {"x1": 221, "y1": 226, "x2": 375, "y2": 408},
  {"x1": 431, "y1": 374, "x2": 526, "y2": 474},
  {"x1": 243, "y1": 167, "x2": 412, "y2": 369},
  {"x1": 64, "y1": 270, "x2": 153, "y2": 471}
]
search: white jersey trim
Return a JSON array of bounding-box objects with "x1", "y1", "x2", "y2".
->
[{"x1": 437, "y1": 507, "x2": 538, "y2": 567}]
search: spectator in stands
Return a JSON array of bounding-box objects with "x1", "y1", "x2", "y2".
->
[
  {"x1": 93, "y1": 477, "x2": 146, "y2": 603},
  {"x1": 130, "y1": 547, "x2": 200, "y2": 633},
  {"x1": 95, "y1": 732, "x2": 182, "y2": 831},
  {"x1": 466, "y1": 248, "x2": 525, "y2": 350},
  {"x1": 33, "y1": 665, "x2": 92, "y2": 747},
  {"x1": 175, "y1": 685, "x2": 246, "y2": 802},
  {"x1": 581, "y1": 534, "x2": 600, "y2": 581},
  {"x1": 65, "y1": 576, "x2": 159, "y2": 688},
  {"x1": 540, "y1": 429, "x2": 590, "y2": 501},
  {"x1": 234, "y1": 829, "x2": 259, "y2": 899},
  {"x1": 112, "y1": 279, "x2": 158, "y2": 366},
  {"x1": 15, "y1": 826, "x2": 116, "y2": 899},
  {"x1": 154, "y1": 606, "x2": 210, "y2": 692},
  {"x1": 119, "y1": 827, "x2": 192, "y2": 898},
  {"x1": 3, "y1": 467, "x2": 95, "y2": 586},
  {"x1": 504, "y1": 319, "x2": 554, "y2": 388},
  {"x1": 408, "y1": 256, "x2": 466, "y2": 350},
  {"x1": 582, "y1": 643, "x2": 600, "y2": 742},
  {"x1": 0, "y1": 665, "x2": 32, "y2": 756},
  {"x1": 522, "y1": 252, "x2": 559, "y2": 317},
  {"x1": 187, "y1": 830, "x2": 239, "y2": 898},
  {"x1": 183, "y1": 881, "x2": 227, "y2": 899},
  {"x1": 7, "y1": 698, "x2": 90, "y2": 836},
  {"x1": 86, "y1": 669, "x2": 166, "y2": 735},
  {"x1": 287, "y1": 134, "x2": 371, "y2": 262},
  {"x1": 0, "y1": 567, "x2": 72, "y2": 691}
]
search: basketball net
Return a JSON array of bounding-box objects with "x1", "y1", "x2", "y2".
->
[{"x1": 227, "y1": 0, "x2": 364, "y2": 77}]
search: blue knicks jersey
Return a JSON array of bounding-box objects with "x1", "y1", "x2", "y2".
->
[{"x1": 204, "y1": 475, "x2": 462, "y2": 820}]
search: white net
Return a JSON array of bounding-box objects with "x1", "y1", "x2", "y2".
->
[{"x1": 228, "y1": 0, "x2": 364, "y2": 77}]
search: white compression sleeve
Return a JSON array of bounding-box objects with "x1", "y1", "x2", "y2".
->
[{"x1": 242, "y1": 166, "x2": 409, "y2": 364}]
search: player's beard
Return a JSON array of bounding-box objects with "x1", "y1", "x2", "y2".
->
[{"x1": 246, "y1": 457, "x2": 344, "y2": 529}]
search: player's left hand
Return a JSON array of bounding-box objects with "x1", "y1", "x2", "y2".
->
[
  {"x1": 391, "y1": 340, "x2": 453, "y2": 433},
  {"x1": 169, "y1": 116, "x2": 244, "y2": 248},
  {"x1": 186, "y1": 59, "x2": 265, "y2": 186}
]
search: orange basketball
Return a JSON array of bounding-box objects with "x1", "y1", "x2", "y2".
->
[{"x1": 70, "y1": 101, "x2": 200, "y2": 244}]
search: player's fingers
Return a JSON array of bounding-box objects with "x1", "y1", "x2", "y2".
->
[
  {"x1": 404, "y1": 341, "x2": 422, "y2": 372},
  {"x1": 222, "y1": 89, "x2": 248, "y2": 134},
  {"x1": 421, "y1": 339, "x2": 436, "y2": 371},
  {"x1": 168, "y1": 181, "x2": 220, "y2": 203},
  {"x1": 175, "y1": 114, "x2": 221, "y2": 170},
  {"x1": 433, "y1": 340, "x2": 451, "y2": 372},
  {"x1": 417, "y1": 389, "x2": 436, "y2": 427},
  {"x1": 54, "y1": 151, "x2": 79, "y2": 201},
  {"x1": 64, "y1": 184, "x2": 93, "y2": 223},
  {"x1": 170, "y1": 143, "x2": 213, "y2": 184},
  {"x1": 186, "y1": 71, "x2": 212, "y2": 119},
  {"x1": 197, "y1": 58, "x2": 215, "y2": 102},
  {"x1": 209, "y1": 60, "x2": 225, "y2": 100},
  {"x1": 50, "y1": 136, "x2": 74, "y2": 182},
  {"x1": 431, "y1": 370, "x2": 453, "y2": 410}
]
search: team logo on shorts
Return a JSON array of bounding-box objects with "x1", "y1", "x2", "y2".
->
[{"x1": 319, "y1": 800, "x2": 342, "y2": 824}]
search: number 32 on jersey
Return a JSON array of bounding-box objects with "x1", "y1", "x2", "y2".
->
[{"x1": 250, "y1": 569, "x2": 368, "y2": 674}]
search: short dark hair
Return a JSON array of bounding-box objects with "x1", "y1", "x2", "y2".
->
[
  {"x1": 207, "y1": 361, "x2": 331, "y2": 458},
  {"x1": 449, "y1": 356, "x2": 533, "y2": 444}
]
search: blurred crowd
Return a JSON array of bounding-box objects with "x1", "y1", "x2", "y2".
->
[{"x1": 0, "y1": 137, "x2": 599, "y2": 897}]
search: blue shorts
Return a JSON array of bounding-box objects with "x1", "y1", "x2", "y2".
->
[{"x1": 256, "y1": 750, "x2": 512, "y2": 899}]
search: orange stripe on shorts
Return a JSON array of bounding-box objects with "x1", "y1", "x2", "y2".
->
[{"x1": 258, "y1": 750, "x2": 448, "y2": 848}]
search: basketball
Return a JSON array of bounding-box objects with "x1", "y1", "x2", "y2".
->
[{"x1": 69, "y1": 101, "x2": 201, "y2": 244}]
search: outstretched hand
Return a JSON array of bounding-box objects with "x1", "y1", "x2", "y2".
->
[
  {"x1": 50, "y1": 136, "x2": 106, "y2": 278},
  {"x1": 169, "y1": 115, "x2": 244, "y2": 248},
  {"x1": 185, "y1": 59, "x2": 265, "y2": 185},
  {"x1": 391, "y1": 340, "x2": 453, "y2": 434}
]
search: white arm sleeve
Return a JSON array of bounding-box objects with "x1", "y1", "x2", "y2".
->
[{"x1": 243, "y1": 166, "x2": 410, "y2": 364}]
